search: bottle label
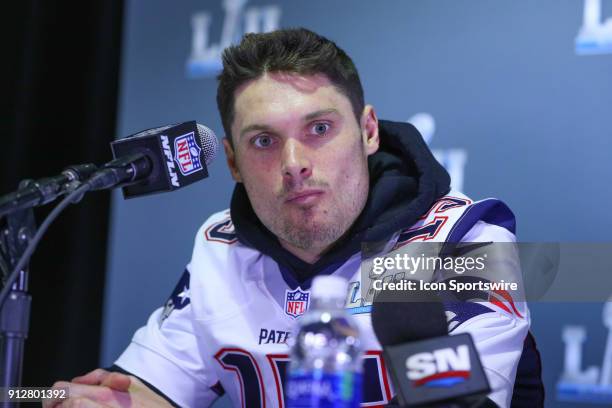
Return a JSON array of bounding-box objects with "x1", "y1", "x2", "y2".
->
[{"x1": 285, "y1": 371, "x2": 362, "y2": 407}]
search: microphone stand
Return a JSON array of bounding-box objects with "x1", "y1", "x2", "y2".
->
[
  {"x1": 0, "y1": 157, "x2": 150, "y2": 407},
  {"x1": 0, "y1": 181, "x2": 36, "y2": 407},
  {"x1": 0, "y1": 157, "x2": 154, "y2": 404}
]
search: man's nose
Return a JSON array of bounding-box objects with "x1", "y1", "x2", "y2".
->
[{"x1": 281, "y1": 139, "x2": 312, "y2": 183}]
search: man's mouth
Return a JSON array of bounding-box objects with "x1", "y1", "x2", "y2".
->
[{"x1": 284, "y1": 189, "x2": 325, "y2": 205}]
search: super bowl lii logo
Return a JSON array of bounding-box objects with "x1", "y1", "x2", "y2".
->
[
  {"x1": 557, "y1": 300, "x2": 612, "y2": 404},
  {"x1": 408, "y1": 113, "x2": 467, "y2": 193},
  {"x1": 187, "y1": 0, "x2": 281, "y2": 78},
  {"x1": 576, "y1": 0, "x2": 612, "y2": 55}
]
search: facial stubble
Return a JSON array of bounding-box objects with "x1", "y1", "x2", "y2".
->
[{"x1": 277, "y1": 145, "x2": 369, "y2": 252}]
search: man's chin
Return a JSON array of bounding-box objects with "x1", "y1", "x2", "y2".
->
[
  {"x1": 282, "y1": 211, "x2": 327, "y2": 229},
  {"x1": 280, "y1": 219, "x2": 343, "y2": 247}
]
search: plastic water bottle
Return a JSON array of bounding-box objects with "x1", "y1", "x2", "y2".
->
[{"x1": 285, "y1": 275, "x2": 362, "y2": 407}]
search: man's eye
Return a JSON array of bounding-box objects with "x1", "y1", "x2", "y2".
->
[
  {"x1": 311, "y1": 123, "x2": 331, "y2": 136},
  {"x1": 252, "y1": 135, "x2": 274, "y2": 148}
]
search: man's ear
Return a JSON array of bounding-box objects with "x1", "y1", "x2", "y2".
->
[
  {"x1": 223, "y1": 137, "x2": 242, "y2": 182},
  {"x1": 361, "y1": 105, "x2": 380, "y2": 156}
]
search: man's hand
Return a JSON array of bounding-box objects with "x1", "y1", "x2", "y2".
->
[{"x1": 43, "y1": 368, "x2": 172, "y2": 408}]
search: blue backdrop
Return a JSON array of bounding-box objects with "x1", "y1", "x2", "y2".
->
[{"x1": 101, "y1": 1, "x2": 612, "y2": 406}]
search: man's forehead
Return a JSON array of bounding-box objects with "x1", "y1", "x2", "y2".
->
[
  {"x1": 231, "y1": 72, "x2": 351, "y2": 134},
  {"x1": 235, "y1": 71, "x2": 332, "y2": 97}
]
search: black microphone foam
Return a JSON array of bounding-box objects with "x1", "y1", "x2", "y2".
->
[{"x1": 371, "y1": 285, "x2": 448, "y2": 346}]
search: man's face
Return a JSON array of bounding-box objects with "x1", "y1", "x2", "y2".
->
[{"x1": 224, "y1": 72, "x2": 379, "y2": 261}]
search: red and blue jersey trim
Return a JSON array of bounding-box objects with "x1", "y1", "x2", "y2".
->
[{"x1": 445, "y1": 199, "x2": 516, "y2": 244}]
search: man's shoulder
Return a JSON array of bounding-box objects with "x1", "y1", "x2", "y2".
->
[
  {"x1": 193, "y1": 209, "x2": 239, "y2": 246},
  {"x1": 189, "y1": 208, "x2": 261, "y2": 275},
  {"x1": 186, "y1": 209, "x2": 268, "y2": 321},
  {"x1": 394, "y1": 191, "x2": 517, "y2": 244},
  {"x1": 435, "y1": 192, "x2": 516, "y2": 242},
  {"x1": 421, "y1": 191, "x2": 515, "y2": 221},
  {"x1": 187, "y1": 209, "x2": 238, "y2": 278}
]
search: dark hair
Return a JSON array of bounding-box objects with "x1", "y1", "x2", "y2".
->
[{"x1": 217, "y1": 28, "x2": 365, "y2": 144}]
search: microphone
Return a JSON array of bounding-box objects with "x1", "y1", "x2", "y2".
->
[
  {"x1": 371, "y1": 288, "x2": 492, "y2": 407},
  {"x1": 86, "y1": 121, "x2": 218, "y2": 197},
  {"x1": 0, "y1": 164, "x2": 98, "y2": 217}
]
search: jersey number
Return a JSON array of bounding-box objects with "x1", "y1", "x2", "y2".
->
[
  {"x1": 215, "y1": 349, "x2": 392, "y2": 407},
  {"x1": 205, "y1": 219, "x2": 238, "y2": 244}
]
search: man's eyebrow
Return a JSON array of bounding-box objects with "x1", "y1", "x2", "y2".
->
[
  {"x1": 303, "y1": 108, "x2": 339, "y2": 121},
  {"x1": 239, "y1": 124, "x2": 272, "y2": 139}
]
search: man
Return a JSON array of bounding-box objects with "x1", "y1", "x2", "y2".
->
[{"x1": 47, "y1": 28, "x2": 543, "y2": 407}]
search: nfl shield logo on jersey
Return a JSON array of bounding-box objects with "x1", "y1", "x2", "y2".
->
[
  {"x1": 174, "y1": 131, "x2": 202, "y2": 176},
  {"x1": 285, "y1": 288, "x2": 310, "y2": 319}
]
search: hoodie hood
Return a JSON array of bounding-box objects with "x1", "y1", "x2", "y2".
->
[{"x1": 230, "y1": 119, "x2": 450, "y2": 283}]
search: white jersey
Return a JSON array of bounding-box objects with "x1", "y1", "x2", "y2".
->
[{"x1": 116, "y1": 192, "x2": 530, "y2": 408}]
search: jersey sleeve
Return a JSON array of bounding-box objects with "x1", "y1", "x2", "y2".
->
[
  {"x1": 114, "y1": 266, "x2": 221, "y2": 408},
  {"x1": 444, "y1": 219, "x2": 530, "y2": 408}
]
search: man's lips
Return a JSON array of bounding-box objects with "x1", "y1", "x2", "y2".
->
[{"x1": 284, "y1": 189, "x2": 325, "y2": 204}]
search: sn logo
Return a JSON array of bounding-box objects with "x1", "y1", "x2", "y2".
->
[
  {"x1": 187, "y1": 0, "x2": 281, "y2": 77},
  {"x1": 407, "y1": 345, "x2": 471, "y2": 381}
]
